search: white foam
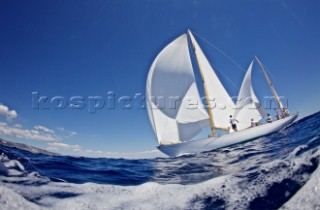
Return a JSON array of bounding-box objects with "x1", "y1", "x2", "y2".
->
[
  {"x1": 0, "y1": 174, "x2": 236, "y2": 210},
  {"x1": 281, "y1": 164, "x2": 320, "y2": 209},
  {"x1": 0, "y1": 153, "x2": 26, "y2": 176},
  {"x1": 0, "y1": 186, "x2": 40, "y2": 210}
]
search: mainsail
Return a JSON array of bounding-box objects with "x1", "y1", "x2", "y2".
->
[
  {"x1": 146, "y1": 34, "x2": 209, "y2": 145},
  {"x1": 234, "y1": 61, "x2": 267, "y2": 130},
  {"x1": 188, "y1": 30, "x2": 235, "y2": 129}
]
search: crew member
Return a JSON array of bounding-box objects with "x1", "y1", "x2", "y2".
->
[{"x1": 229, "y1": 115, "x2": 239, "y2": 132}]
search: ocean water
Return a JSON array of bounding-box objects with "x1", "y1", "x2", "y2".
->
[{"x1": 0, "y1": 112, "x2": 319, "y2": 210}]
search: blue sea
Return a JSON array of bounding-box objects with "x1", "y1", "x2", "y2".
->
[{"x1": 0, "y1": 112, "x2": 319, "y2": 209}]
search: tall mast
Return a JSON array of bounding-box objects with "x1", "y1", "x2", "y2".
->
[
  {"x1": 255, "y1": 56, "x2": 285, "y2": 113},
  {"x1": 188, "y1": 30, "x2": 215, "y2": 137}
]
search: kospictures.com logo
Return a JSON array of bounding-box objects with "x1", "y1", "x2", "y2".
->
[{"x1": 32, "y1": 91, "x2": 289, "y2": 114}]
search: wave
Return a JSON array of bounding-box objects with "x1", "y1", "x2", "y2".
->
[
  {"x1": 0, "y1": 140, "x2": 319, "y2": 209},
  {"x1": 0, "y1": 111, "x2": 319, "y2": 209}
]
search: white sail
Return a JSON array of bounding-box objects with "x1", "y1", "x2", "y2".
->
[
  {"x1": 146, "y1": 34, "x2": 209, "y2": 145},
  {"x1": 188, "y1": 30, "x2": 235, "y2": 129},
  {"x1": 234, "y1": 61, "x2": 267, "y2": 130}
]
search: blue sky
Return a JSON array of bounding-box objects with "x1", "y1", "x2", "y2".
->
[{"x1": 0, "y1": 0, "x2": 319, "y2": 156}]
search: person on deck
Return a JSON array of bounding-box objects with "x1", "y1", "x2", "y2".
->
[
  {"x1": 275, "y1": 110, "x2": 281, "y2": 120},
  {"x1": 250, "y1": 119, "x2": 256, "y2": 128},
  {"x1": 266, "y1": 114, "x2": 272, "y2": 123},
  {"x1": 229, "y1": 115, "x2": 239, "y2": 132},
  {"x1": 284, "y1": 108, "x2": 290, "y2": 117}
]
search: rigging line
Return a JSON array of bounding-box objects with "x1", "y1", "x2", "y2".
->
[
  {"x1": 213, "y1": 65, "x2": 240, "y2": 91},
  {"x1": 253, "y1": 55, "x2": 276, "y2": 80},
  {"x1": 192, "y1": 31, "x2": 245, "y2": 73},
  {"x1": 189, "y1": 31, "x2": 240, "y2": 91}
]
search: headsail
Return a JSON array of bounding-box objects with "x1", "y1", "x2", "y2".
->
[
  {"x1": 146, "y1": 34, "x2": 209, "y2": 145},
  {"x1": 188, "y1": 30, "x2": 235, "y2": 129},
  {"x1": 234, "y1": 61, "x2": 267, "y2": 130}
]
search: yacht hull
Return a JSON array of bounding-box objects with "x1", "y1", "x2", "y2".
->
[{"x1": 157, "y1": 113, "x2": 298, "y2": 157}]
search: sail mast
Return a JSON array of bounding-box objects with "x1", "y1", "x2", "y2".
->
[
  {"x1": 188, "y1": 30, "x2": 215, "y2": 137},
  {"x1": 255, "y1": 56, "x2": 285, "y2": 113}
]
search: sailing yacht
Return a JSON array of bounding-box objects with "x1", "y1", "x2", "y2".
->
[{"x1": 146, "y1": 30, "x2": 298, "y2": 157}]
